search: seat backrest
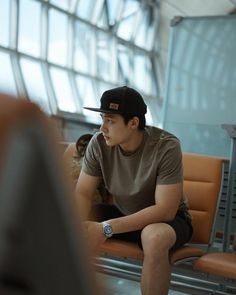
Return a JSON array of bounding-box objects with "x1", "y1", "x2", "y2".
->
[{"x1": 183, "y1": 153, "x2": 224, "y2": 245}]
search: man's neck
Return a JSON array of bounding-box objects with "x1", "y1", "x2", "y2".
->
[{"x1": 119, "y1": 130, "x2": 144, "y2": 155}]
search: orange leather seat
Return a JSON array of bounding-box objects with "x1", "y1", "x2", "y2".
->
[
  {"x1": 194, "y1": 234, "x2": 236, "y2": 280},
  {"x1": 194, "y1": 251, "x2": 236, "y2": 280}
]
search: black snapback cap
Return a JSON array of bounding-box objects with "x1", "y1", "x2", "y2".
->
[{"x1": 84, "y1": 86, "x2": 147, "y2": 115}]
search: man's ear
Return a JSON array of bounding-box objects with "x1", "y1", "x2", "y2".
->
[{"x1": 129, "y1": 116, "x2": 139, "y2": 129}]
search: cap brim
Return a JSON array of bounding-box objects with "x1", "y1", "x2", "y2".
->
[{"x1": 83, "y1": 107, "x2": 120, "y2": 114}]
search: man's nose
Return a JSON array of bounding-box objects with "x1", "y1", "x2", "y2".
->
[{"x1": 100, "y1": 122, "x2": 106, "y2": 132}]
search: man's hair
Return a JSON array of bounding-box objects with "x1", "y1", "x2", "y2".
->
[{"x1": 121, "y1": 113, "x2": 146, "y2": 130}]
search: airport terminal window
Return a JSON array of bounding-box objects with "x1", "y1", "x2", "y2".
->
[
  {"x1": 96, "y1": 31, "x2": 116, "y2": 82},
  {"x1": 146, "y1": 106, "x2": 154, "y2": 126},
  {"x1": 74, "y1": 21, "x2": 94, "y2": 74},
  {"x1": 117, "y1": 1, "x2": 140, "y2": 41},
  {"x1": 50, "y1": 66, "x2": 77, "y2": 113},
  {"x1": 76, "y1": 0, "x2": 104, "y2": 24},
  {"x1": 133, "y1": 52, "x2": 153, "y2": 95},
  {"x1": 117, "y1": 44, "x2": 131, "y2": 85},
  {"x1": 20, "y1": 57, "x2": 50, "y2": 113},
  {"x1": 97, "y1": 80, "x2": 114, "y2": 99},
  {"x1": 48, "y1": 8, "x2": 68, "y2": 66},
  {"x1": 76, "y1": 75, "x2": 98, "y2": 118},
  {"x1": 97, "y1": 8, "x2": 109, "y2": 29},
  {"x1": 106, "y1": 0, "x2": 121, "y2": 27},
  {"x1": 0, "y1": 0, "x2": 160, "y2": 125},
  {"x1": 0, "y1": 0, "x2": 10, "y2": 47},
  {"x1": 76, "y1": 0, "x2": 94, "y2": 20},
  {"x1": 18, "y1": 0, "x2": 41, "y2": 57},
  {"x1": 49, "y1": 0, "x2": 70, "y2": 11},
  {"x1": 0, "y1": 51, "x2": 18, "y2": 96},
  {"x1": 134, "y1": 8, "x2": 157, "y2": 50}
]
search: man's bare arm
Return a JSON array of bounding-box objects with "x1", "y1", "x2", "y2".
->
[
  {"x1": 107, "y1": 182, "x2": 183, "y2": 234},
  {"x1": 75, "y1": 170, "x2": 101, "y2": 220}
]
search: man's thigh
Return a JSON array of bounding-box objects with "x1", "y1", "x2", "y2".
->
[
  {"x1": 166, "y1": 214, "x2": 193, "y2": 250},
  {"x1": 141, "y1": 216, "x2": 192, "y2": 251}
]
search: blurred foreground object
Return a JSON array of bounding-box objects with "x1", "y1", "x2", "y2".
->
[{"x1": 0, "y1": 93, "x2": 102, "y2": 295}]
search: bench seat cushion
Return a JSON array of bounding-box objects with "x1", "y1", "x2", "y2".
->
[{"x1": 194, "y1": 252, "x2": 236, "y2": 280}]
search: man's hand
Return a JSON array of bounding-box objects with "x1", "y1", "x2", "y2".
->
[{"x1": 83, "y1": 221, "x2": 107, "y2": 251}]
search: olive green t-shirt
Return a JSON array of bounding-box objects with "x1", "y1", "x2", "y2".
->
[{"x1": 82, "y1": 126, "x2": 188, "y2": 215}]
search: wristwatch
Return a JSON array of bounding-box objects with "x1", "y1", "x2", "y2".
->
[{"x1": 102, "y1": 221, "x2": 113, "y2": 238}]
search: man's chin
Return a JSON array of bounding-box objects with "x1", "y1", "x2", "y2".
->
[
  {"x1": 105, "y1": 141, "x2": 114, "y2": 146},
  {"x1": 104, "y1": 139, "x2": 115, "y2": 146}
]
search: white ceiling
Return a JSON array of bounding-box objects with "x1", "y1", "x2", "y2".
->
[
  {"x1": 160, "y1": 0, "x2": 236, "y2": 17},
  {"x1": 159, "y1": 0, "x2": 236, "y2": 50}
]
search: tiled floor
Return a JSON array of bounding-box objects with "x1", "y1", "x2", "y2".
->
[{"x1": 97, "y1": 273, "x2": 188, "y2": 295}]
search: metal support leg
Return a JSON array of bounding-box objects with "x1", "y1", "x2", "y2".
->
[{"x1": 222, "y1": 124, "x2": 236, "y2": 251}]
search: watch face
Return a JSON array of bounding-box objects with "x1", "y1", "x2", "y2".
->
[
  {"x1": 103, "y1": 223, "x2": 113, "y2": 237},
  {"x1": 104, "y1": 225, "x2": 112, "y2": 235}
]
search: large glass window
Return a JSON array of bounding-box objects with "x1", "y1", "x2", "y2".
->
[
  {"x1": 76, "y1": 0, "x2": 104, "y2": 24},
  {"x1": 117, "y1": 0, "x2": 140, "y2": 41},
  {"x1": 106, "y1": 0, "x2": 121, "y2": 27},
  {"x1": 18, "y1": 0, "x2": 41, "y2": 57},
  {"x1": 49, "y1": 0, "x2": 69, "y2": 11},
  {"x1": 0, "y1": 0, "x2": 160, "y2": 124},
  {"x1": 96, "y1": 31, "x2": 116, "y2": 81},
  {"x1": 50, "y1": 66, "x2": 76, "y2": 112},
  {"x1": 96, "y1": 80, "x2": 113, "y2": 98},
  {"x1": 76, "y1": 0, "x2": 94, "y2": 20},
  {"x1": 133, "y1": 52, "x2": 153, "y2": 95},
  {"x1": 74, "y1": 21, "x2": 94, "y2": 74},
  {"x1": 117, "y1": 44, "x2": 131, "y2": 84},
  {"x1": 49, "y1": 0, "x2": 78, "y2": 12},
  {"x1": 0, "y1": 0, "x2": 10, "y2": 47},
  {"x1": 48, "y1": 9, "x2": 68, "y2": 66},
  {"x1": 146, "y1": 106, "x2": 154, "y2": 126},
  {"x1": 97, "y1": 5, "x2": 108, "y2": 29},
  {"x1": 0, "y1": 51, "x2": 17, "y2": 96},
  {"x1": 134, "y1": 8, "x2": 156, "y2": 50},
  {"x1": 20, "y1": 57, "x2": 50, "y2": 113},
  {"x1": 76, "y1": 75, "x2": 98, "y2": 117}
]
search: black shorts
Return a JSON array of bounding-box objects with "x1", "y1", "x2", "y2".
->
[{"x1": 89, "y1": 203, "x2": 193, "y2": 251}]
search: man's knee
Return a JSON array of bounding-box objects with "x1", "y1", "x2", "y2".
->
[{"x1": 141, "y1": 223, "x2": 176, "y2": 256}]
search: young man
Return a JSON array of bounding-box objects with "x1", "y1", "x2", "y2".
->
[{"x1": 76, "y1": 86, "x2": 193, "y2": 295}]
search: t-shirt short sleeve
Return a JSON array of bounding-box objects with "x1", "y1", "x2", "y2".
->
[
  {"x1": 82, "y1": 134, "x2": 102, "y2": 177},
  {"x1": 156, "y1": 138, "x2": 183, "y2": 185}
]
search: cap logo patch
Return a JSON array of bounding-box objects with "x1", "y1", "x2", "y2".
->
[{"x1": 109, "y1": 103, "x2": 119, "y2": 110}]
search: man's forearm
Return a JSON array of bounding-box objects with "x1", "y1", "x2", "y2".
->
[
  {"x1": 107, "y1": 204, "x2": 176, "y2": 235},
  {"x1": 76, "y1": 193, "x2": 92, "y2": 221}
]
